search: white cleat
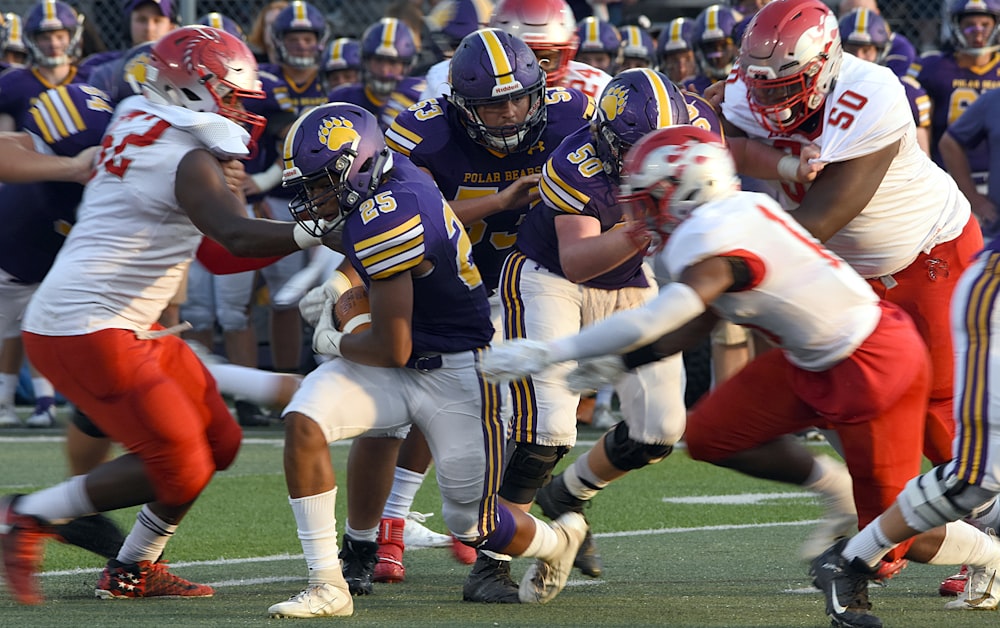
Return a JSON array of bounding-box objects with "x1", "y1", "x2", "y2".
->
[
  {"x1": 402, "y1": 512, "x2": 452, "y2": 548},
  {"x1": 268, "y1": 582, "x2": 354, "y2": 618},
  {"x1": 0, "y1": 404, "x2": 20, "y2": 428},
  {"x1": 519, "y1": 511, "x2": 587, "y2": 604},
  {"x1": 800, "y1": 455, "x2": 858, "y2": 561},
  {"x1": 944, "y1": 566, "x2": 999, "y2": 610}
]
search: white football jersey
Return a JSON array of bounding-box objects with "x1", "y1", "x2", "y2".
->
[
  {"x1": 722, "y1": 54, "x2": 970, "y2": 278},
  {"x1": 23, "y1": 98, "x2": 251, "y2": 336},
  {"x1": 662, "y1": 192, "x2": 881, "y2": 371}
]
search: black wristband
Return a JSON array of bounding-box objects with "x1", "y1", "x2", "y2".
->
[{"x1": 623, "y1": 343, "x2": 662, "y2": 370}]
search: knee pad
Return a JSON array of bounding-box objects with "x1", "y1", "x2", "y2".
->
[
  {"x1": 603, "y1": 420, "x2": 673, "y2": 471},
  {"x1": 898, "y1": 465, "x2": 995, "y2": 530},
  {"x1": 216, "y1": 308, "x2": 250, "y2": 333},
  {"x1": 71, "y1": 407, "x2": 106, "y2": 438},
  {"x1": 499, "y1": 442, "x2": 569, "y2": 504}
]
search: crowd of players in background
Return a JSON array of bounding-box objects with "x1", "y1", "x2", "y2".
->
[{"x1": 2, "y1": 0, "x2": 1000, "y2": 624}]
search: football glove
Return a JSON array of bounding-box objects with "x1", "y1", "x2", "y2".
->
[
  {"x1": 298, "y1": 270, "x2": 353, "y2": 327},
  {"x1": 312, "y1": 295, "x2": 345, "y2": 357},
  {"x1": 565, "y1": 355, "x2": 628, "y2": 394},
  {"x1": 479, "y1": 339, "x2": 554, "y2": 383}
]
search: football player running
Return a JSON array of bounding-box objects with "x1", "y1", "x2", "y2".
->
[
  {"x1": 720, "y1": 0, "x2": 983, "y2": 565},
  {"x1": 479, "y1": 125, "x2": 941, "y2": 628},
  {"x1": 0, "y1": 26, "x2": 327, "y2": 606},
  {"x1": 368, "y1": 28, "x2": 594, "y2": 601},
  {"x1": 267, "y1": 103, "x2": 587, "y2": 618}
]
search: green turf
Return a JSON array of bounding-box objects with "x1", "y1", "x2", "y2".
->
[{"x1": 0, "y1": 427, "x2": 987, "y2": 627}]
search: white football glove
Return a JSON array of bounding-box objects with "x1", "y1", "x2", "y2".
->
[
  {"x1": 298, "y1": 270, "x2": 353, "y2": 327},
  {"x1": 480, "y1": 339, "x2": 555, "y2": 383},
  {"x1": 565, "y1": 355, "x2": 628, "y2": 394},
  {"x1": 312, "y1": 295, "x2": 345, "y2": 357},
  {"x1": 274, "y1": 247, "x2": 344, "y2": 308}
]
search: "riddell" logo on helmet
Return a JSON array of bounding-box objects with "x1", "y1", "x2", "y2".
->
[{"x1": 491, "y1": 80, "x2": 524, "y2": 97}]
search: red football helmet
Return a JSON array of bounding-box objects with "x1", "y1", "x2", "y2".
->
[
  {"x1": 738, "y1": 0, "x2": 843, "y2": 134},
  {"x1": 489, "y1": 0, "x2": 578, "y2": 87},
  {"x1": 618, "y1": 125, "x2": 739, "y2": 250},
  {"x1": 144, "y1": 25, "x2": 266, "y2": 148}
]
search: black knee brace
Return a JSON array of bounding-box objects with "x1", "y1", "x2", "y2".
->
[
  {"x1": 499, "y1": 442, "x2": 569, "y2": 504},
  {"x1": 603, "y1": 421, "x2": 672, "y2": 471},
  {"x1": 71, "y1": 407, "x2": 106, "y2": 438}
]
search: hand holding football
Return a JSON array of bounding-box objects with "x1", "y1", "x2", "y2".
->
[{"x1": 334, "y1": 285, "x2": 371, "y2": 334}]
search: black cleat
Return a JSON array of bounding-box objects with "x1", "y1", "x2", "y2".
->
[
  {"x1": 462, "y1": 551, "x2": 520, "y2": 603},
  {"x1": 53, "y1": 513, "x2": 125, "y2": 560},
  {"x1": 536, "y1": 473, "x2": 603, "y2": 578},
  {"x1": 339, "y1": 535, "x2": 378, "y2": 596},
  {"x1": 810, "y1": 539, "x2": 882, "y2": 628}
]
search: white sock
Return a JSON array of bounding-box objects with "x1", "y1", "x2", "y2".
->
[
  {"x1": 16, "y1": 475, "x2": 94, "y2": 524},
  {"x1": 519, "y1": 513, "x2": 561, "y2": 561},
  {"x1": 481, "y1": 549, "x2": 512, "y2": 561},
  {"x1": 842, "y1": 514, "x2": 897, "y2": 568},
  {"x1": 289, "y1": 487, "x2": 343, "y2": 584},
  {"x1": 208, "y1": 364, "x2": 286, "y2": 406},
  {"x1": 382, "y1": 467, "x2": 426, "y2": 519},
  {"x1": 344, "y1": 523, "x2": 378, "y2": 543},
  {"x1": 0, "y1": 372, "x2": 18, "y2": 406},
  {"x1": 804, "y1": 455, "x2": 856, "y2": 516},
  {"x1": 564, "y1": 455, "x2": 608, "y2": 502},
  {"x1": 117, "y1": 504, "x2": 177, "y2": 564},
  {"x1": 928, "y1": 521, "x2": 1000, "y2": 567},
  {"x1": 30, "y1": 376, "x2": 54, "y2": 401}
]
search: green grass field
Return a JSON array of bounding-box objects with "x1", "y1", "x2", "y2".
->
[{"x1": 0, "y1": 423, "x2": 993, "y2": 627}]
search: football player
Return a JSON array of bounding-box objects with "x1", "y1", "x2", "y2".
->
[
  {"x1": 0, "y1": 13, "x2": 28, "y2": 69},
  {"x1": 477, "y1": 124, "x2": 936, "y2": 628},
  {"x1": 267, "y1": 102, "x2": 587, "y2": 618},
  {"x1": 911, "y1": 0, "x2": 1000, "y2": 220},
  {"x1": 370, "y1": 27, "x2": 594, "y2": 600},
  {"x1": 322, "y1": 37, "x2": 361, "y2": 90},
  {"x1": 0, "y1": 25, "x2": 327, "y2": 606},
  {"x1": 574, "y1": 16, "x2": 621, "y2": 75},
  {"x1": 617, "y1": 25, "x2": 656, "y2": 72},
  {"x1": 688, "y1": 3, "x2": 740, "y2": 94},
  {"x1": 419, "y1": 0, "x2": 493, "y2": 101},
  {"x1": 720, "y1": 0, "x2": 982, "y2": 571},
  {"x1": 327, "y1": 17, "x2": 426, "y2": 131},
  {"x1": 657, "y1": 17, "x2": 698, "y2": 90}
]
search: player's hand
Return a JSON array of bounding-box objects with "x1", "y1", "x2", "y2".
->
[
  {"x1": 298, "y1": 283, "x2": 329, "y2": 326},
  {"x1": 971, "y1": 193, "x2": 999, "y2": 233},
  {"x1": 274, "y1": 264, "x2": 325, "y2": 308},
  {"x1": 219, "y1": 159, "x2": 247, "y2": 201},
  {"x1": 69, "y1": 146, "x2": 99, "y2": 184},
  {"x1": 312, "y1": 296, "x2": 345, "y2": 357},
  {"x1": 703, "y1": 80, "x2": 725, "y2": 110},
  {"x1": 480, "y1": 338, "x2": 554, "y2": 383},
  {"x1": 799, "y1": 144, "x2": 825, "y2": 182},
  {"x1": 565, "y1": 355, "x2": 628, "y2": 394},
  {"x1": 498, "y1": 173, "x2": 542, "y2": 211}
]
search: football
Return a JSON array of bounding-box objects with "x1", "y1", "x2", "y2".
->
[{"x1": 334, "y1": 285, "x2": 371, "y2": 333}]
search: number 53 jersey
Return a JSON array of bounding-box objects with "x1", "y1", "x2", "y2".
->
[
  {"x1": 385, "y1": 87, "x2": 594, "y2": 291},
  {"x1": 722, "y1": 53, "x2": 970, "y2": 279}
]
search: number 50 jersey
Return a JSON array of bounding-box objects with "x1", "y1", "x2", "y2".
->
[{"x1": 385, "y1": 87, "x2": 594, "y2": 291}]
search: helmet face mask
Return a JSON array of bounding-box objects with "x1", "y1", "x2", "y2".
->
[
  {"x1": 591, "y1": 68, "x2": 689, "y2": 180},
  {"x1": 489, "y1": 0, "x2": 577, "y2": 87},
  {"x1": 23, "y1": 0, "x2": 83, "y2": 67},
  {"x1": 618, "y1": 125, "x2": 739, "y2": 251},
  {"x1": 448, "y1": 28, "x2": 547, "y2": 154},
  {"x1": 282, "y1": 103, "x2": 394, "y2": 235},
  {"x1": 144, "y1": 26, "x2": 267, "y2": 149},
  {"x1": 360, "y1": 18, "x2": 416, "y2": 96},
  {"x1": 739, "y1": 0, "x2": 843, "y2": 134},
  {"x1": 950, "y1": 0, "x2": 1000, "y2": 55},
  {"x1": 269, "y1": 1, "x2": 328, "y2": 69},
  {"x1": 693, "y1": 5, "x2": 739, "y2": 80}
]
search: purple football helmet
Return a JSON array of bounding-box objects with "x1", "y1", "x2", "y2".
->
[
  {"x1": 281, "y1": 103, "x2": 394, "y2": 235},
  {"x1": 448, "y1": 28, "x2": 547, "y2": 155},
  {"x1": 619, "y1": 25, "x2": 656, "y2": 66},
  {"x1": 692, "y1": 4, "x2": 739, "y2": 80},
  {"x1": 658, "y1": 17, "x2": 695, "y2": 57},
  {"x1": 270, "y1": 1, "x2": 329, "y2": 69},
  {"x1": 197, "y1": 12, "x2": 245, "y2": 40},
  {"x1": 23, "y1": 0, "x2": 83, "y2": 67},
  {"x1": 426, "y1": 0, "x2": 493, "y2": 57},
  {"x1": 323, "y1": 37, "x2": 361, "y2": 72},
  {"x1": 360, "y1": 17, "x2": 417, "y2": 95},
  {"x1": 838, "y1": 8, "x2": 891, "y2": 64},
  {"x1": 1, "y1": 13, "x2": 27, "y2": 58},
  {"x1": 949, "y1": 0, "x2": 1000, "y2": 55},
  {"x1": 592, "y1": 68, "x2": 690, "y2": 180},
  {"x1": 576, "y1": 17, "x2": 621, "y2": 54}
]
